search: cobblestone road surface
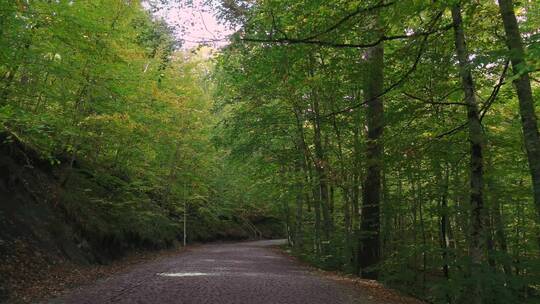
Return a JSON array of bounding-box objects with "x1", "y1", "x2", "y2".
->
[{"x1": 48, "y1": 240, "x2": 375, "y2": 304}]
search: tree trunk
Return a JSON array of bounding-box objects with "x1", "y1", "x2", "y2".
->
[
  {"x1": 417, "y1": 174, "x2": 427, "y2": 293},
  {"x1": 451, "y1": 5, "x2": 486, "y2": 304},
  {"x1": 293, "y1": 158, "x2": 304, "y2": 250},
  {"x1": 438, "y1": 163, "x2": 451, "y2": 303},
  {"x1": 293, "y1": 106, "x2": 319, "y2": 253},
  {"x1": 486, "y1": 156, "x2": 512, "y2": 277},
  {"x1": 357, "y1": 40, "x2": 384, "y2": 279},
  {"x1": 330, "y1": 98, "x2": 355, "y2": 266},
  {"x1": 312, "y1": 96, "x2": 332, "y2": 251},
  {"x1": 498, "y1": 0, "x2": 540, "y2": 232},
  {"x1": 352, "y1": 108, "x2": 362, "y2": 270}
]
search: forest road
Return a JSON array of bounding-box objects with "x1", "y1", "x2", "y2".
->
[{"x1": 48, "y1": 240, "x2": 378, "y2": 304}]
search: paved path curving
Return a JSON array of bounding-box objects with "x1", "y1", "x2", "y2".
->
[{"x1": 48, "y1": 240, "x2": 375, "y2": 304}]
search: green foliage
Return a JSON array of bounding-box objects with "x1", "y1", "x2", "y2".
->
[
  {"x1": 211, "y1": 0, "x2": 540, "y2": 303},
  {"x1": 0, "y1": 0, "x2": 282, "y2": 258}
]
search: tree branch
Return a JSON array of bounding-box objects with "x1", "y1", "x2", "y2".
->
[
  {"x1": 318, "y1": 11, "x2": 448, "y2": 118},
  {"x1": 242, "y1": 24, "x2": 452, "y2": 49},
  {"x1": 285, "y1": 1, "x2": 395, "y2": 42},
  {"x1": 402, "y1": 92, "x2": 468, "y2": 106},
  {"x1": 480, "y1": 60, "x2": 510, "y2": 121}
]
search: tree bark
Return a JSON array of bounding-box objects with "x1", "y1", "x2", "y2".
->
[
  {"x1": 451, "y1": 5, "x2": 486, "y2": 304},
  {"x1": 294, "y1": 181, "x2": 304, "y2": 249},
  {"x1": 438, "y1": 162, "x2": 451, "y2": 303},
  {"x1": 498, "y1": 0, "x2": 540, "y2": 230},
  {"x1": 485, "y1": 155, "x2": 512, "y2": 277},
  {"x1": 357, "y1": 40, "x2": 384, "y2": 279},
  {"x1": 312, "y1": 96, "x2": 333, "y2": 251},
  {"x1": 293, "y1": 106, "x2": 320, "y2": 254}
]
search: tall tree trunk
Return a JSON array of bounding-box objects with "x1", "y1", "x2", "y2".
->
[
  {"x1": 293, "y1": 107, "x2": 320, "y2": 254},
  {"x1": 417, "y1": 173, "x2": 427, "y2": 294},
  {"x1": 486, "y1": 156, "x2": 512, "y2": 277},
  {"x1": 485, "y1": 210, "x2": 496, "y2": 268},
  {"x1": 438, "y1": 163, "x2": 451, "y2": 303},
  {"x1": 396, "y1": 168, "x2": 404, "y2": 248},
  {"x1": 294, "y1": 180, "x2": 304, "y2": 249},
  {"x1": 489, "y1": 180, "x2": 512, "y2": 277},
  {"x1": 313, "y1": 181, "x2": 322, "y2": 255},
  {"x1": 330, "y1": 97, "x2": 355, "y2": 266},
  {"x1": 498, "y1": 0, "x2": 540, "y2": 232},
  {"x1": 312, "y1": 97, "x2": 332, "y2": 251},
  {"x1": 357, "y1": 40, "x2": 384, "y2": 279},
  {"x1": 352, "y1": 107, "x2": 362, "y2": 270},
  {"x1": 381, "y1": 168, "x2": 391, "y2": 259},
  {"x1": 451, "y1": 5, "x2": 486, "y2": 304},
  {"x1": 293, "y1": 147, "x2": 305, "y2": 250},
  {"x1": 408, "y1": 167, "x2": 419, "y2": 281}
]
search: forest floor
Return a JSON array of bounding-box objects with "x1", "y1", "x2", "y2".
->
[{"x1": 7, "y1": 240, "x2": 424, "y2": 304}]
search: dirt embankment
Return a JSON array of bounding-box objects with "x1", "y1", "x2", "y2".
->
[{"x1": 0, "y1": 134, "x2": 91, "y2": 302}]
